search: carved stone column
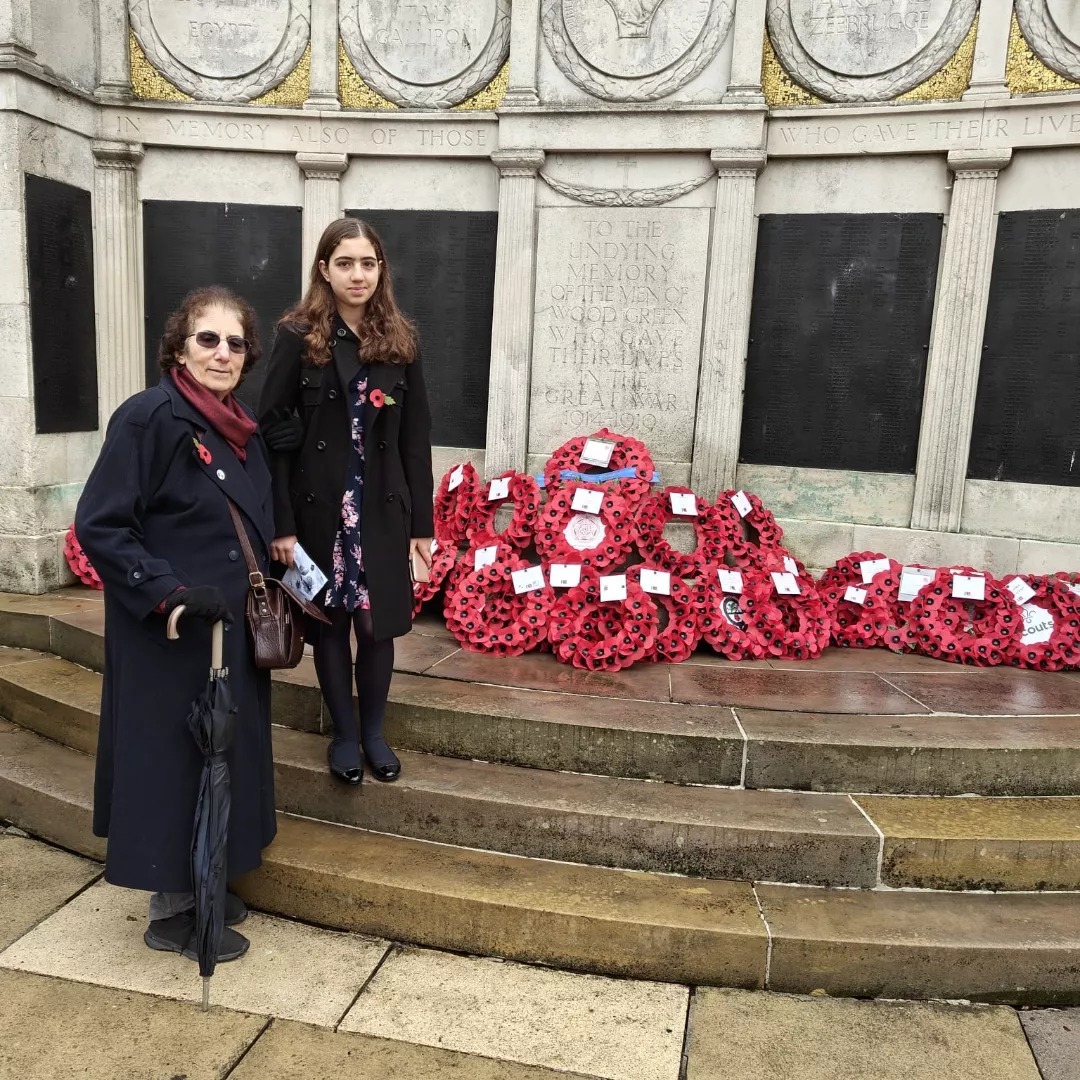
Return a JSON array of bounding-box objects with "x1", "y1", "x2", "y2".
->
[
  {"x1": 297, "y1": 152, "x2": 349, "y2": 283},
  {"x1": 502, "y1": 0, "x2": 541, "y2": 107},
  {"x1": 911, "y1": 149, "x2": 1011, "y2": 533},
  {"x1": 723, "y1": 0, "x2": 768, "y2": 102},
  {"x1": 95, "y1": 0, "x2": 130, "y2": 99},
  {"x1": 0, "y1": 0, "x2": 34, "y2": 65},
  {"x1": 305, "y1": 0, "x2": 340, "y2": 109},
  {"x1": 93, "y1": 141, "x2": 145, "y2": 428},
  {"x1": 962, "y1": 1, "x2": 1012, "y2": 100},
  {"x1": 485, "y1": 149, "x2": 544, "y2": 473},
  {"x1": 690, "y1": 149, "x2": 765, "y2": 496}
]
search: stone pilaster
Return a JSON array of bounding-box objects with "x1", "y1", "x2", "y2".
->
[
  {"x1": 962, "y1": 2, "x2": 1012, "y2": 100},
  {"x1": 690, "y1": 149, "x2": 765, "y2": 496},
  {"x1": 304, "y1": 0, "x2": 340, "y2": 109},
  {"x1": 502, "y1": 0, "x2": 541, "y2": 107},
  {"x1": 723, "y1": 0, "x2": 767, "y2": 102},
  {"x1": 92, "y1": 141, "x2": 145, "y2": 429},
  {"x1": 94, "y1": 0, "x2": 130, "y2": 99},
  {"x1": 484, "y1": 149, "x2": 544, "y2": 473},
  {"x1": 0, "y1": 0, "x2": 34, "y2": 65},
  {"x1": 911, "y1": 149, "x2": 1011, "y2": 533},
  {"x1": 297, "y1": 152, "x2": 349, "y2": 281}
]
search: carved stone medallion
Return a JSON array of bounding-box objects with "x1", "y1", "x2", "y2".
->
[
  {"x1": 542, "y1": 0, "x2": 734, "y2": 102},
  {"x1": 340, "y1": 0, "x2": 511, "y2": 108},
  {"x1": 767, "y1": 0, "x2": 977, "y2": 101},
  {"x1": 1017, "y1": 0, "x2": 1080, "y2": 83},
  {"x1": 129, "y1": 0, "x2": 310, "y2": 101}
]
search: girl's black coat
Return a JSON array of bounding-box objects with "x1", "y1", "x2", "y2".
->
[
  {"x1": 257, "y1": 319, "x2": 434, "y2": 641},
  {"x1": 74, "y1": 377, "x2": 277, "y2": 893}
]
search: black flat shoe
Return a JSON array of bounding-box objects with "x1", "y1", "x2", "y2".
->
[
  {"x1": 369, "y1": 760, "x2": 401, "y2": 782},
  {"x1": 327, "y1": 741, "x2": 363, "y2": 784},
  {"x1": 144, "y1": 913, "x2": 249, "y2": 963},
  {"x1": 225, "y1": 892, "x2": 248, "y2": 927}
]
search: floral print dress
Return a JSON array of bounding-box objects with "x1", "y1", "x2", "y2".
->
[{"x1": 326, "y1": 366, "x2": 371, "y2": 611}]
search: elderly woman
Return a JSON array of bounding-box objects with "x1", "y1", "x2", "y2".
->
[{"x1": 75, "y1": 286, "x2": 276, "y2": 964}]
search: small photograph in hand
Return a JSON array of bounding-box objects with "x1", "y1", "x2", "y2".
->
[
  {"x1": 283, "y1": 542, "x2": 328, "y2": 602},
  {"x1": 410, "y1": 547, "x2": 431, "y2": 584}
]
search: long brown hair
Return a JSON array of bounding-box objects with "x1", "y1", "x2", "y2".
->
[
  {"x1": 280, "y1": 217, "x2": 417, "y2": 367},
  {"x1": 158, "y1": 285, "x2": 262, "y2": 381}
]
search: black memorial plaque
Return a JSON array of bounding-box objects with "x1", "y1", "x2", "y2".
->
[
  {"x1": 346, "y1": 208, "x2": 496, "y2": 448},
  {"x1": 740, "y1": 213, "x2": 942, "y2": 474},
  {"x1": 142, "y1": 201, "x2": 302, "y2": 408},
  {"x1": 968, "y1": 209, "x2": 1080, "y2": 486},
  {"x1": 25, "y1": 173, "x2": 98, "y2": 433}
]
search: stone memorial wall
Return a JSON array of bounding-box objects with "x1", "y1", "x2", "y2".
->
[{"x1": 3, "y1": 0, "x2": 1080, "y2": 591}]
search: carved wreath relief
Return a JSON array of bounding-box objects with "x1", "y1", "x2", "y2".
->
[
  {"x1": 1017, "y1": 0, "x2": 1080, "y2": 83},
  {"x1": 767, "y1": 0, "x2": 977, "y2": 101},
  {"x1": 542, "y1": 0, "x2": 734, "y2": 101},
  {"x1": 129, "y1": 0, "x2": 310, "y2": 101},
  {"x1": 340, "y1": 0, "x2": 511, "y2": 108}
]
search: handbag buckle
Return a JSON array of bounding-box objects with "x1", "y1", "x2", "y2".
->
[{"x1": 249, "y1": 571, "x2": 265, "y2": 588}]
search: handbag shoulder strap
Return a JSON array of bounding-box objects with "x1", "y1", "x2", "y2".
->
[{"x1": 225, "y1": 498, "x2": 263, "y2": 584}]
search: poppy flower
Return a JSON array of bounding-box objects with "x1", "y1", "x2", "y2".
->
[{"x1": 369, "y1": 388, "x2": 385, "y2": 408}]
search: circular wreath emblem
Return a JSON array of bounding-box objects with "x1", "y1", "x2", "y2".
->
[
  {"x1": 895, "y1": 566, "x2": 1021, "y2": 666},
  {"x1": 434, "y1": 462, "x2": 481, "y2": 547},
  {"x1": 634, "y1": 487, "x2": 727, "y2": 579},
  {"x1": 1003, "y1": 574, "x2": 1080, "y2": 671},
  {"x1": 534, "y1": 482, "x2": 635, "y2": 570},
  {"x1": 547, "y1": 570, "x2": 658, "y2": 671},
  {"x1": 542, "y1": 429, "x2": 655, "y2": 510},
  {"x1": 626, "y1": 565, "x2": 701, "y2": 664},
  {"x1": 698, "y1": 567, "x2": 763, "y2": 660},
  {"x1": 63, "y1": 525, "x2": 102, "y2": 590},
  {"x1": 714, "y1": 489, "x2": 785, "y2": 567},
  {"x1": 467, "y1": 470, "x2": 542, "y2": 551},
  {"x1": 443, "y1": 554, "x2": 554, "y2": 658},
  {"x1": 817, "y1": 551, "x2": 901, "y2": 649}
]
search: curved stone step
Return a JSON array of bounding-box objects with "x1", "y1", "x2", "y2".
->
[{"x1": 1, "y1": 723, "x2": 1078, "y2": 1004}]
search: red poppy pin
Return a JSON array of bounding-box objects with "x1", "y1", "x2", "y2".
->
[
  {"x1": 192, "y1": 436, "x2": 212, "y2": 465},
  {"x1": 369, "y1": 389, "x2": 396, "y2": 408}
]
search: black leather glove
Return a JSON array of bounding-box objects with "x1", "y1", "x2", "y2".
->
[
  {"x1": 162, "y1": 586, "x2": 234, "y2": 625},
  {"x1": 261, "y1": 409, "x2": 305, "y2": 453}
]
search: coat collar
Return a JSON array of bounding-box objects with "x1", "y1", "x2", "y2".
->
[
  {"x1": 160, "y1": 377, "x2": 272, "y2": 549},
  {"x1": 328, "y1": 315, "x2": 407, "y2": 432}
]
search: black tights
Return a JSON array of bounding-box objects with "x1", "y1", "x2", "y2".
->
[{"x1": 313, "y1": 607, "x2": 396, "y2": 770}]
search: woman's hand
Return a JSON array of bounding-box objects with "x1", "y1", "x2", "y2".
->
[
  {"x1": 410, "y1": 537, "x2": 433, "y2": 570},
  {"x1": 271, "y1": 535, "x2": 298, "y2": 568}
]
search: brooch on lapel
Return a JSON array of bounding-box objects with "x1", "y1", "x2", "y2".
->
[
  {"x1": 369, "y1": 389, "x2": 396, "y2": 408},
  {"x1": 192, "y1": 436, "x2": 212, "y2": 465}
]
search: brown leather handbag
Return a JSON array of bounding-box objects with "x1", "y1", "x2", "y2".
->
[{"x1": 226, "y1": 500, "x2": 327, "y2": 670}]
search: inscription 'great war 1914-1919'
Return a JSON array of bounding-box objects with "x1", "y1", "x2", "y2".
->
[{"x1": 530, "y1": 208, "x2": 709, "y2": 462}]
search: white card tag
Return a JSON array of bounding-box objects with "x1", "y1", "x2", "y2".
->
[
  {"x1": 860, "y1": 558, "x2": 891, "y2": 584},
  {"x1": 448, "y1": 464, "x2": 464, "y2": 491},
  {"x1": 1006, "y1": 577, "x2": 1036, "y2": 605},
  {"x1": 430, "y1": 538, "x2": 439, "y2": 555},
  {"x1": 488, "y1": 477, "x2": 510, "y2": 501},
  {"x1": 717, "y1": 569, "x2": 743, "y2": 595},
  {"x1": 731, "y1": 490, "x2": 752, "y2": 518},
  {"x1": 783, "y1": 556, "x2": 799, "y2": 574},
  {"x1": 1070, "y1": 583, "x2": 1080, "y2": 598},
  {"x1": 1020, "y1": 603, "x2": 1054, "y2": 645},
  {"x1": 772, "y1": 571, "x2": 801, "y2": 596},
  {"x1": 640, "y1": 569, "x2": 671, "y2": 596},
  {"x1": 571, "y1": 488, "x2": 604, "y2": 515},
  {"x1": 580, "y1": 438, "x2": 615, "y2": 468},
  {"x1": 898, "y1": 566, "x2": 935, "y2": 602},
  {"x1": 951, "y1": 573, "x2": 986, "y2": 601},
  {"x1": 844, "y1": 585, "x2": 867, "y2": 606},
  {"x1": 511, "y1": 565, "x2": 545, "y2": 594},
  {"x1": 669, "y1": 492, "x2": 697, "y2": 517},
  {"x1": 550, "y1": 563, "x2": 582, "y2": 588},
  {"x1": 474, "y1": 545, "x2": 498, "y2": 569},
  {"x1": 600, "y1": 574, "x2": 627, "y2": 602}
]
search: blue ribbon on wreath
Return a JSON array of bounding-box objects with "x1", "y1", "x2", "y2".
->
[{"x1": 535, "y1": 467, "x2": 661, "y2": 488}]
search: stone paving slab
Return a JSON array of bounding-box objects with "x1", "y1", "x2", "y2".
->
[
  {"x1": 1019, "y1": 1007, "x2": 1080, "y2": 1080},
  {"x1": 0, "y1": 879, "x2": 391, "y2": 1026},
  {"x1": 884, "y1": 669, "x2": 1080, "y2": 715},
  {"x1": 232, "y1": 1019, "x2": 603, "y2": 1079},
  {"x1": 0, "y1": 968, "x2": 265, "y2": 1080},
  {"x1": 0, "y1": 834, "x2": 99, "y2": 949},
  {"x1": 0, "y1": 655, "x2": 101, "y2": 755},
  {"x1": 686, "y1": 988, "x2": 1041, "y2": 1080},
  {"x1": 0, "y1": 590, "x2": 102, "y2": 652},
  {"x1": 339, "y1": 946, "x2": 688, "y2": 1080}
]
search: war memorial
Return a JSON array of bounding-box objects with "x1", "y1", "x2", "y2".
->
[{"x1": 1, "y1": 1, "x2": 1080, "y2": 1073}]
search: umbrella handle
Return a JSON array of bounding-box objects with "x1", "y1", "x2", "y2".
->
[{"x1": 165, "y1": 609, "x2": 225, "y2": 671}]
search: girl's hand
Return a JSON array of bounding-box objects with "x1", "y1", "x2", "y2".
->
[
  {"x1": 409, "y1": 536, "x2": 433, "y2": 569},
  {"x1": 270, "y1": 535, "x2": 298, "y2": 568}
]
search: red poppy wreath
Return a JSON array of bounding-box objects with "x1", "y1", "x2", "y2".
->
[
  {"x1": 1001, "y1": 574, "x2": 1080, "y2": 671},
  {"x1": 625, "y1": 565, "x2": 702, "y2": 663},
  {"x1": 411, "y1": 539, "x2": 460, "y2": 616},
  {"x1": 817, "y1": 551, "x2": 901, "y2": 649},
  {"x1": 547, "y1": 570, "x2": 659, "y2": 671},
  {"x1": 467, "y1": 470, "x2": 542, "y2": 551},
  {"x1": 734, "y1": 561, "x2": 830, "y2": 660},
  {"x1": 697, "y1": 566, "x2": 765, "y2": 661},
  {"x1": 534, "y1": 482, "x2": 635, "y2": 571},
  {"x1": 443, "y1": 555, "x2": 554, "y2": 657},
  {"x1": 896, "y1": 566, "x2": 1020, "y2": 666},
  {"x1": 542, "y1": 429, "x2": 655, "y2": 510},
  {"x1": 633, "y1": 487, "x2": 727, "y2": 579},
  {"x1": 63, "y1": 525, "x2": 102, "y2": 590},
  {"x1": 434, "y1": 462, "x2": 481, "y2": 546},
  {"x1": 714, "y1": 490, "x2": 785, "y2": 568}
]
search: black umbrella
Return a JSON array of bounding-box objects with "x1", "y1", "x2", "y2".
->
[{"x1": 168, "y1": 614, "x2": 235, "y2": 1011}]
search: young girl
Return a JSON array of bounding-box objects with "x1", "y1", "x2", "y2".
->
[{"x1": 259, "y1": 218, "x2": 434, "y2": 784}]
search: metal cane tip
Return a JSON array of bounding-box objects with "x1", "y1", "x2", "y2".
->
[{"x1": 202, "y1": 976, "x2": 210, "y2": 1012}]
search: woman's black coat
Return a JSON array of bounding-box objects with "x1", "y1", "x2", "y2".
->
[
  {"x1": 74, "y1": 377, "x2": 277, "y2": 893},
  {"x1": 257, "y1": 318, "x2": 434, "y2": 641}
]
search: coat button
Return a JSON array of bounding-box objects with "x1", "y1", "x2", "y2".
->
[
  {"x1": 316, "y1": 440, "x2": 326, "y2": 451},
  {"x1": 386, "y1": 493, "x2": 394, "y2": 503},
  {"x1": 328, "y1": 390, "x2": 338, "y2": 400},
  {"x1": 306, "y1": 493, "x2": 315, "y2": 503},
  {"x1": 228, "y1": 550, "x2": 239, "y2": 561},
  {"x1": 378, "y1": 440, "x2": 387, "y2": 450},
  {"x1": 301, "y1": 376, "x2": 309, "y2": 387},
  {"x1": 337, "y1": 328, "x2": 346, "y2": 337},
  {"x1": 132, "y1": 571, "x2": 142, "y2": 580}
]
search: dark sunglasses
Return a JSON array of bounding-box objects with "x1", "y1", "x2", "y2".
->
[{"x1": 187, "y1": 330, "x2": 250, "y2": 354}]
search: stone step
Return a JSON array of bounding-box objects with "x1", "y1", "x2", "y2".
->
[{"x1": 1, "y1": 722, "x2": 1078, "y2": 1004}]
